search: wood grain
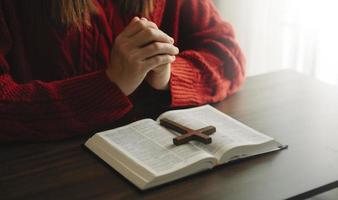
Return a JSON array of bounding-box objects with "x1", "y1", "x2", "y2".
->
[
  {"x1": 1, "y1": 70, "x2": 338, "y2": 200},
  {"x1": 160, "y1": 118, "x2": 215, "y2": 145}
]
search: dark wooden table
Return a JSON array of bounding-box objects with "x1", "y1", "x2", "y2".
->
[{"x1": 1, "y1": 70, "x2": 338, "y2": 200}]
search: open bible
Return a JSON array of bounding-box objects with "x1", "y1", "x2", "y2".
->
[{"x1": 85, "y1": 105, "x2": 287, "y2": 190}]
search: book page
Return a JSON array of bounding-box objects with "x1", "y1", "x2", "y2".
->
[
  {"x1": 99, "y1": 119, "x2": 214, "y2": 176},
  {"x1": 157, "y1": 105, "x2": 277, "y2": 161}
]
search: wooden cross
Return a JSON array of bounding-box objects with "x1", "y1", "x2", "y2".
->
[{"x1": 159, "y1": 118, "x2": 216, "y2": 146}]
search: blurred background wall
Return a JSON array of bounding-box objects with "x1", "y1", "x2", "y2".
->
[{"x1": 214, "y1": 0, "x2": 338, "y2": 86}]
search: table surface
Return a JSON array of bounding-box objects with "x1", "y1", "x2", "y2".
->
[{"x1": 1, "y1": 70, "x2": 338, "y2": 200}]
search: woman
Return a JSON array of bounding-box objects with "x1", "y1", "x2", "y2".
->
[{"x1": 0, "y1": 0, "x2": 245, "y2": 141}]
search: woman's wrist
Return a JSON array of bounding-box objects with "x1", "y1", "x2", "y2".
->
[
  {"x1": 105, "y1": 68, "x2": 130, "y2": 96},
  {"x1": 146, "y1": 64, "x2": 171, "y2": 91}
]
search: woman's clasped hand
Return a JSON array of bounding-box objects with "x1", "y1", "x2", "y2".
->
[{"x1": 106, "y1": 17, "x2": 179, "y2": 95}]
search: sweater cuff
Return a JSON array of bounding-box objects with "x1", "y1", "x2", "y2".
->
[
  {"x1": 58, "y1": 70, "x2": 132, "y2": 119},
  {"x1": 170, "y1": 57, "x2": 200, "y2": 107}
]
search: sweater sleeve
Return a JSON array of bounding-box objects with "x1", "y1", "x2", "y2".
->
[
  {"x1": 168, "y1": 0, "x2": 245, "y2": 107},
  {"x1": 0, "y1": 11, "x2": 132, "y2": 142}
]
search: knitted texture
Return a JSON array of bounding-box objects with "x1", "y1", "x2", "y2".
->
[{"x1": 0, "y1": 0, "x2": 245, "y2": 141}]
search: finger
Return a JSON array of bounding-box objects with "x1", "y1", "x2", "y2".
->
[
  {"x1": 143, "y1": 55, "x2": 176, "y2": 71},
  {"x1": 119, "y1": 17, "x2": 142, "y2": 38},
  {"x1": 126, "y1": 16, "x2": 141, "y2": 29},
  {"x1": 130, "y1": 28, "x2": 174, "y2": 47},
  {"x1": 151, "y1": 64, "x2": 170, "y2": 73},
  {"x1": 139, "y1": 42, "x2": 179, "y2": 60},
  {"x1": 121, "y1": 18, "x2": 158, "y2": 38},
  {"x1": 132, "y1": 16, "x2": 140, "y2": 22}
]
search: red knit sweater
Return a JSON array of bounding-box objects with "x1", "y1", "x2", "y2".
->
[{"x1": 0, "y1": 0, "x2": 245, "y2": 142}]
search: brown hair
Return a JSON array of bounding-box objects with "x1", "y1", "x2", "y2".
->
[
  {"x1": 51, "y1": 0, "x2": 98, "y2": 27},
  {"x1": 54, "y1": 0, "x2": 154, "y2": 27},
  {"x1": 115, "y1": 0, "x2": 154, "y2": 19}
]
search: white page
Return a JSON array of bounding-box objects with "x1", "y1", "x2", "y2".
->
[
  {"x1": 157, "y1": 105, "x2": 274, "y2": 160},
  {"x1": 100, "y1": 119, "x2": 213, "y2": 175}
]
